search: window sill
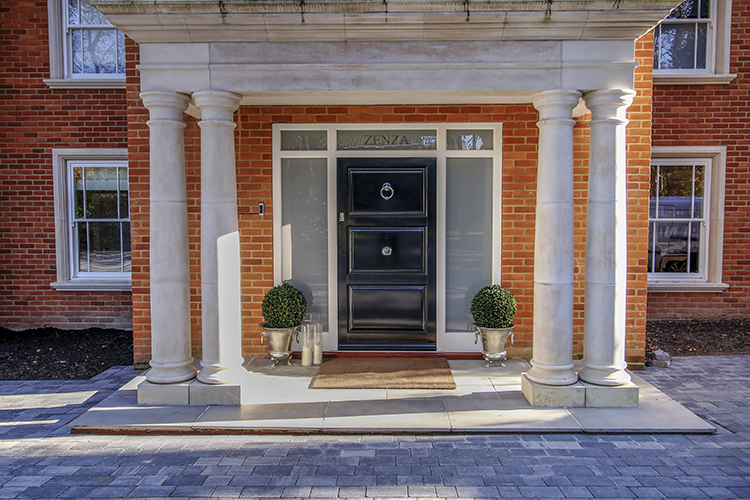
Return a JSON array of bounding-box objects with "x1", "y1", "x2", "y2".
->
[
  {"x1": 653, "y1": 73, "x2": 737, "y2": 86},
  {"x1": 43, "y1": 78, "x2": 126, "y2": 90},
  {"x1": 52, "y1": 280, "x2": 132, "y2": 292},
  {"x1": 647, "y1": 281, "x2": 729, "y2": 293}
]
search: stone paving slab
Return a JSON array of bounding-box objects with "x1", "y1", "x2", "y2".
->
[{"x1": 3, "y1": 356, "x2": 750, "y2": 500}]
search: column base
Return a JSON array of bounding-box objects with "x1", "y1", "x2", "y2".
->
[
  {"x1": 146, "y1": 359, "x2": 197, "y2": 384},
  {"x1": 578, "y1": 365, "x2": 632, "y2": 387}
]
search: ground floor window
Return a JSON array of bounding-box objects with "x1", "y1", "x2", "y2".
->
[
  {"x1": 273, "y1": 125, "x2": 502, "y2": 351},
  {"x1": 51, "y1": 148, "x2": 130, "y2": 291},
  {"x1": 648, "y1": 146, "x2": 728, "y2": 292}
]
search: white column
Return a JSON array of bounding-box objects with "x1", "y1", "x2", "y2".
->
[
  {"x1": 194, "y1": 91, "x2": 245, "y2": 385},
  {"x1": 141, "y1": 91, "x2": 196, "y2": 384},
  {"x1": 526, "y1": 90, "x2": 581, "y2": 386},
  {"x1": 579, "y1": 89, "x2": 636, "y2": 386}
]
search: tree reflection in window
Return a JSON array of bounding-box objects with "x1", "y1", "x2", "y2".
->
[
  {"x1": 648, "y1": 164, "x2": 705, "y2": 275},
  {"x1": 72, "y1": 163, "x2": 130, "y2": 274},
  {"x1": 68, "y1": 0, "x2": 125, "y2": 75},
  {"x1": 654, "y1": 0, "x2": 710, "y2": 71}
]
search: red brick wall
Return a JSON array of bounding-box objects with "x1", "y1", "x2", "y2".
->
[
  {"x1": 0, "y1": 1, "x2": 132, "y2": 329},
  {"x1": 648, "y1": 2, "x2": 750, "y2": 319},
  {"x1": 129, "y1": 97, "x2": 653, "y2": 368}
]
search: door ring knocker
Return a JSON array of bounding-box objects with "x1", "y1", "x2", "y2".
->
[{"x1": 380, "y1": 182, "x2": 394, "y2": 201}]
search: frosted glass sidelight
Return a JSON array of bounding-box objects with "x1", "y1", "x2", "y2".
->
[
  {"x1": 281, "y1": 158, "x2": 328, "y2": 330},
  {"x1": 445, "y1": 158, "x2": 493, "y2": 332}
]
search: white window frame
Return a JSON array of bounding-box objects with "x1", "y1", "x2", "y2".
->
[
  {"x1": 44, "y1": 0, "x2": 126, "y2": 89},
  {"x1": 51, "y1": 148, "x2": 131, "y2": 291},
  {"x1": 648, "y1": 146, "x2": 728, "y2": 293},
  {"x1": 653, "y1": 0, "x2": 736, "y2": 85},
  {"x1": 272, "y1": 124, "x2": 503, "y2": 353}
]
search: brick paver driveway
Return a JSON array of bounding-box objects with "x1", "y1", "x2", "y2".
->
[{"x1": 1, "y1": 356, "x2": 749, "y2": 499}]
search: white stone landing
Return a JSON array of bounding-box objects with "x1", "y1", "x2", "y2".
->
[{"x1": 69, "y1": 359, "x2": 715, "y2": 435}]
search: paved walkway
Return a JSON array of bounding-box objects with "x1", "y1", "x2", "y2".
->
[{"x1": 1, "y1": 356, "x2": 749, "y2": 499}]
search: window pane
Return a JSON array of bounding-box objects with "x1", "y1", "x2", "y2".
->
[
  {"x1": 694, "y1": 166, "x2": 704, "y2": 218},
  {"x1": 88, "y1": 222, "x2": 122, "y2": 272},
  {"x1": 657, "y1": 23, "x2": 697, "y2": 69},
  {"x1": 68, "y1": 0, "x2": 79, "y2": 25},
  {"x1": 651, "y1": 221, "x2": 692, "y2": 273},
  {"x1": 649, "y1": 166, "x2": 658, "y2": 218},
  {"x1": 446, "y1": 130, "x2": 494, "y2": 150},
  {"x1": 78, "y1": 223, "x2": 88, "y2": 273},
  {"x1": 445, "y1": 158, "x2": 493, "y2": 332},
  {"x1": 669, "y1": 0, "x2": 700, "y2": 19},
  {"x1": 122, "y1": 223, "x2": 131, "y2": 273},
  {"x1": 76, "y1": 29, "x2": 121, "y2": 74},
  {"x1": 74, "y1": 166, "x2": 84, "y2": 219},
  {"x1": 696, "y1": 23, "x2": 707, "y2": 69},
  {"x1": 84, "y1": 167, "x2": 118, "y2": 219},
  {"x1": 118, "y1": 166, "x2": 129, "y2": 219},
  {"x1": 657, "y1": 165, "x2": 694, "y2": 218},
  {"x1": 281, "y1": 130, "x2": 327, "y2": 150},
  {"x1": 281, "y1": 158, "x2": 328, "y2": 330},
  {"x1": 689, "y1": 221, "x2": 701, "y2": 272},
  {"x1": 337, "y1": 130, "x2": 437, "y2": 151},
  {"x1": 71, "y1": 29, "x2": 83, "y2": 74}
]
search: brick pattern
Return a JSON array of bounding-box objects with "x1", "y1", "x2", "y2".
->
[
  {"x1": 648, "y1": 2, "x2": 750, "y2": 319},
  {"x1": 0, "y1": 0, "x2": 131, "y2": 329}
]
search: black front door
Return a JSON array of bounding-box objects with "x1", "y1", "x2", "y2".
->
[{"x1": 337, "y1": 158, "x2": 436, "y2": 350}]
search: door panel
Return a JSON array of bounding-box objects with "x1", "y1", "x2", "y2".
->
[
  {"x1": 349, "y1": 228, "x2": 425, "y2": 273},
  {"x1": 349, "y1": 286, "x2": 426, "y2": 331},
  {"x1": 349, "y1": 170, "x2": 425, "y2": 214},
  {"x1": 338, "y1": 157, "x2": 436, "y2": 350}
]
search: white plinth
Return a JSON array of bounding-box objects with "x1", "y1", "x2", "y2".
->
[
  {"x1": 521, "y1": 374, "x2": 585, "y2": 407},
  {"x1": 521, "y1": 373, "x2": 640, "y2": 408}
]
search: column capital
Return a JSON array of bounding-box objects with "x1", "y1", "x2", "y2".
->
[
  {"x1": 583, "y1": 89, "x2": 636, "y2": 122},
  {"x1": 193, "y1": 91, "x2": 242, "y2": 122},
  {"x1": 532, "y1": 89, "x2": 582, "y2": 122},
  {"x1": 140, "y1": 91, "x2": 191, "y2": 121}
]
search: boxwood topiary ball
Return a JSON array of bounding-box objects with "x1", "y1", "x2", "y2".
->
[
  {"x1": 262, "y1": 283, "x2": 307, "y2": 329},
  {"x1": 470, "y1": 285, "x2": 517, "y2": 329}
]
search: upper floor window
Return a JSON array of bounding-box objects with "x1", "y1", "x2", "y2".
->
[
  {"x1": 44, "y1": 0, "x2": 126, "y2": 88},
  {"x1": 654, "y1": 0, "x2": 711, "y2": 72},
  {"x1": 67, "y1": 0, "x2": 125, "y2": 76},
  {"x1": 653, "y1": 0, "x2": 736, "y2": 84}
]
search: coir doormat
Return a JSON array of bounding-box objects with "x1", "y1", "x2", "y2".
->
[{"x1": 310, "y1": 357, "x2": 457, "y2": 390}]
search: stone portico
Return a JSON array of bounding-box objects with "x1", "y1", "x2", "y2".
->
[{"x1": 94, "y1": 0, "x2": 679, "y2": 407}]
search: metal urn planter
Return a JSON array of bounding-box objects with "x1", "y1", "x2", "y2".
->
[
  {"x1": 259, "y1": 323, "x2": 300, "y2": 367},
  {"x1": 260, "y1": 283, "x2": 308, "y2": 367},
  {"x1": 475, "y1": 325, "x2": 515, "y2": 368},
  {"x1": 470, "y1": 284, "x2": 518, "y2": 369}
]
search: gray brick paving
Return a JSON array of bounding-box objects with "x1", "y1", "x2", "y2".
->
[{"x1": 1, "y1": 357, "x2": 750, "y2": 498}]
